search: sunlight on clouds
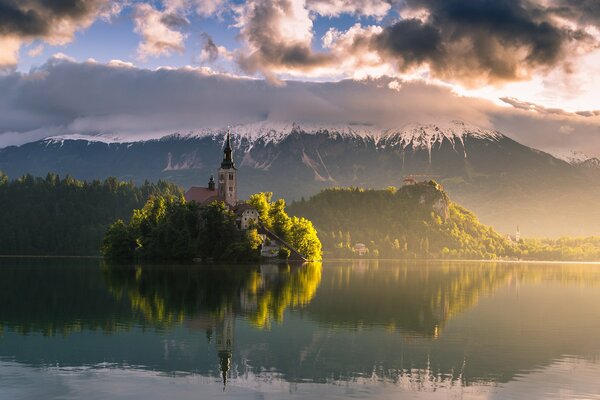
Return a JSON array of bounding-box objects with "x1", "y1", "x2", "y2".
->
[
  {"x1": 132, "y1": 3, "x2": 187, "y2": 60},
  {"x1": 0, "y1": 36, "x2": 21, "y2": 70}
]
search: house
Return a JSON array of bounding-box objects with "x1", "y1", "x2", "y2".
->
[{"x1": 234, "y1": 203, "x2": 260, "y2": 230}]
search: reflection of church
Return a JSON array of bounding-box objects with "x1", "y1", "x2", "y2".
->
[{"x1": 216, "y1": 311, "x2": 235, "y2": 389}]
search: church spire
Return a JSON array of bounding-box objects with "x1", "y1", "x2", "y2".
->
[{"x1": 221, "y1": 128, "x2": 235, "y2": 169}]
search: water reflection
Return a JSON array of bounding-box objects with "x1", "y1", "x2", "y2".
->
[{"x1": 1, "y1": 259, "x2": 600, "y2": 399}]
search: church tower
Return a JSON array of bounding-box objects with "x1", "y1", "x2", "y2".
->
[{"x1": 218, "y1": 130, "x2": 237, "y2": 206}]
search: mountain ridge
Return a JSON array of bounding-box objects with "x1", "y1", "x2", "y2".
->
[{"x1": 2, "y1": 120, "x2": 600, "y2": 237}]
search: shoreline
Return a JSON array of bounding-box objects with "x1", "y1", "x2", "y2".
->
[{"x1": 3, "y1": 254, "x2": 600, "y2": 264}]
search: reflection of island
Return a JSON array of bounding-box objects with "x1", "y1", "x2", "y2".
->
[
  {"x1": 103, "y1": 262, "x2": 322, "y2": 386},
  {"x1": 3, "y1": 258, "x2": 600, "y2": 389},
  {"x1": 102, "y1": 263, "x2": 322, "y2": 329},
  {"x1": 305, "y1": 260, "x2": 600, "y2": 337}
]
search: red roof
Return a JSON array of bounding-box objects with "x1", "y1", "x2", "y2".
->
[{"x1": 184, "y1": 186, "x2": 221, "y2": 205}]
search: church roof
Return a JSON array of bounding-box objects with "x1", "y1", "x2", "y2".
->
[{"x1": 184, "y1": 186, "x2": 220, "y2": 205}]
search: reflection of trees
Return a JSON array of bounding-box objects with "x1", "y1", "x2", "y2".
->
[
  {"x1": 306, "y1": 261, "x2": 600, "y2": 337},
  {"x1": 101, "y1": 262, "x2": 322, "y2": 329},
  {"x1": 0, "y1": 259, "x2": 136, "y2": 336}
]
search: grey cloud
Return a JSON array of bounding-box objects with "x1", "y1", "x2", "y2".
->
[
  {"x1": 369, "y1": 0, "x2": 593, "y2": 84},
  {"x1": 0, "y1": 0, "x2": 116, "y2": 68},
  {"x1": 200, "y1": 32, "x2": 219, "y2": 62},
  {"x1": 233, "y1": 0, "x2": 598, "y2": 85},
  {"x1": 0, "y1": 0, "x2": 111, "y2": 37},
  {"x1": 1, "y1": 58, "x2": 600, "y2": 157},
  {"x1": 235, "y1": 0, "x2": 334, "y2": 81},
  {"x1": 500, "y1": 97, "x2": 570, "y2": 116},
  {"x1": 160, "y1": 12, "x2": 190, "y2": 29}
]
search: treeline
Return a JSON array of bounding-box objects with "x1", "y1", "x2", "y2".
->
[
  {"x1": 0, "y1": 172, "x2": 180, "y2": 256},
  {"x1": 289, "y1": 184, "x2": 600, "y2": 261},
  {"x1": 102, "y1": 197, "x2": 262, "y2": 262},
  {"x1": 102, "y1": 192, "x2": 322, "y2": 262},
  {"x1": 289, "y1": 183, "x2": 515, "y2": 260},
  {"x1": 518, "y1": 237, "x2": 600, "y2": 261},
  {"x1": 248, "y1": 192, "x2": 322, "y2": 261}
]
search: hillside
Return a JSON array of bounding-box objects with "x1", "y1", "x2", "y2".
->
[
  {"x1": 2, "y1": 121, "x2": 600, "y2": 236},
  {"x1": 288, "y1": 181, "x2": 515, "y2": 259}
]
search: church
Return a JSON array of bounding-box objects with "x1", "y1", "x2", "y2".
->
[
  {"x1": 184, "y1": 130, "x2": 239, "y2": 207},
  {"x1": 184, "y1": 130, "x2": 261, "y2": 232},
  {"x1": 184, "y1": 130, "x2": 307, "y2": 261}
]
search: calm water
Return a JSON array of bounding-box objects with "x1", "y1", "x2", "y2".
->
[{"x1": 1, "y1": 259, "x2": 600, "y2": 399}]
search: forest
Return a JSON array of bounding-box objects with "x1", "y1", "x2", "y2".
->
[
  {"x1": 289, "y1": 182, "x2": 600, "y2": 261},
  {"x1": 0, "y1": 172, "x2": 180, "y2": 256}
]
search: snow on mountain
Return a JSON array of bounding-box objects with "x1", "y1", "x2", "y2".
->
[
  {"x1": 380, "y1": 120, "x2": 501, "y2": 153},
  {"x1": 41, "y1": 120, "x2": 502, "y2": 153},
  {"x1": 552, "y1": 150, "x2": 593, "y2": 165}
]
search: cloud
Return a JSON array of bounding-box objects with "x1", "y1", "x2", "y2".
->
[
  {"x1": 0, "y1": 0, "x2": 120, "y2": 69},
  {"x1": 306, "y1": 0, "x2": 391, "y2": 18},
  {"x1": 132, "y1": 3, "x2": 188, "y2": 60},
  {"x1": 229, "y1": 0, "x2": 600, "y2": 86},
  {"x1": 27, "y1": 44, "x2": 44, "y2": 57},
  {"x1": 500, "y1": 97, "x2": 570, "y2": 116},
  {"x1": 234, "y1": 0, "x2": 335, "y2": 82},
  {"x1": 198, "y1": 32, "x2": 231, "y2": 63},
  {"x1": 1, "y1": 57, "x2": 600, "y2": 157}
]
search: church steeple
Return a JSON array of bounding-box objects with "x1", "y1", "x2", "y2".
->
[
  {"x1": 221, "y1": 129, "x2": 235, "y2": 169},
  {"x1": 218, "y1": 128, "x2": 237, "y2": 206}
]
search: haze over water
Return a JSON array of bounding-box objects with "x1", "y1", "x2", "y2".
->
[{"x1": 1, "y1": 259, "x2": 600, "y2": 399}]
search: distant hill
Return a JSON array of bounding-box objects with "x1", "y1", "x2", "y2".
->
[
  {"x1": 2, "y1": 120, "x2": 600, "y2": 236},
  {"x1": 288, "y1": 181, "x2": 515, "y2": 259}
]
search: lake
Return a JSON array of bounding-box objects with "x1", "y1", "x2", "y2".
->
[{"x1": 1, "y1": 258, "x2": 600, "y2": 399}]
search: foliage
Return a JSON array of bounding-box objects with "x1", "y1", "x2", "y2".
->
[
  {"x1": 278, "y1": 247, "x2": 291, "y2": 260},
  {"x1": 102, "y1": 197, "x2": 261, "y2": 262},
  {"x1": 516, "y1": 236, "x2": 600, "y2": 261},
  {"x1": 0, "y1": 172, "x2": 180, "y2": 256},
  {"x1": 248, "y1": 192, "x2": 322, "y2": 260},
  {"x1": 288, "y1": 183, "x2": 515, "y2": 260}
]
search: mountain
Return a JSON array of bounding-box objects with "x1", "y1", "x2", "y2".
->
[{"x1": 1, "y1": 120, "x2": 600, "y2": 237}]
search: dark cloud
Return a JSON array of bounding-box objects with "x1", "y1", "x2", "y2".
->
[
  {"x1": 200, "y1": 32, "x2": 219, "y2": 62},
  {"x1": 232, "y1": 0, "x2": 598, "y2": 85},
  {"x1": 549, "y1": 0, "x2": 600, "y2": 26},
  {"x1": 367, "y1": 0, "x2": 592, "y2": 84},
  {"x1": 0, "y1": 0, "x2": 108, "y2": 37},
  {"x1": 374, "y1": 18, "x2": 442, "y2": 67},
  {"x1": 160, "y1": 12, "x2": 190, "y2": 30}
]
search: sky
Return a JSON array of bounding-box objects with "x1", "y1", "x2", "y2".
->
[{"x1": 2, "y1": 0, "x2": 600, "y2": 156}]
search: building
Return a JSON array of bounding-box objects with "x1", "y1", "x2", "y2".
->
[
  {"x1": 353, "y1": 243, "x2": 369, "y2": 256},
  {"x1": 184, "y1": 130, "x2": 238, "y2": 207},
  {"x1": 234, "y1": 203, "x2": 260, "y2": 230}
]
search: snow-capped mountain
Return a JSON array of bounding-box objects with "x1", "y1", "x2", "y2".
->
[
  {"x1": 42, "y1": 119, "x2": 502, "y2": 152},
  {"x1": 2, "y1": 120, "x2": 600, "y2": 236},
  {"x1": 552, "y1": 150, "x2": 600, "y2": 169}
]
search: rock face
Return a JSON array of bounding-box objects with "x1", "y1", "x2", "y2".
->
[
  {"x1": 398, "y1": 181, "x2": 450, "y2": 222},
  {"x1": 1, "y1": 121, "x2": 600, "y2": 236}
]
